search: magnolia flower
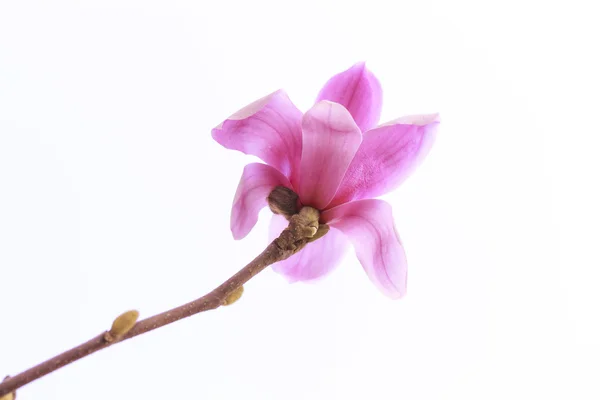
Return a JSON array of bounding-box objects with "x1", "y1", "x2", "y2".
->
[{"x1": 212, "y1": 63, "x2": 439, "y2": 298}]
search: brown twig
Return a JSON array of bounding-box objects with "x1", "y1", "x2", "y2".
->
[{"x1": 0, "y1": 207, "x2": 323, "y2": 397}]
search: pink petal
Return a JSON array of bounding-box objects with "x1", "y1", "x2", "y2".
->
[
  {"x1": 269, "y1": 214, "x2": 348, "y2": 282},
  {"x1": 231, "y1": 163, "x2": 293, "y2": 240},
  {"x1": 316, "y1": 62, "x2": 383, "y2": 132},
  {"x1": 212, "y1": 90, "x2": 303, "y2": 178},
  {"x1": 297, "y1": 101, "x2": 362, "y2": 210},
  {"x1": 322, "y1": 199, "x2": 407, "y2": 299},
  {"x1": 328, "y1": 114, "x2": 439, "y2": 208}
]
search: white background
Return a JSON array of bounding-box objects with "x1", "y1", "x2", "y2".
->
[{"x1": 1, "y1": 1, "x2": 598, "y2": 399}]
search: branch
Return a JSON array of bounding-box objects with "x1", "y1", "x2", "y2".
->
[{"x1": 0, "y1": 207, "x2": 324, "y2": 397}]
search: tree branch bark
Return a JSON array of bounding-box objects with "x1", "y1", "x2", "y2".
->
[{"x1": 0, "y1": 207, "x2": 322, "y2": 397}]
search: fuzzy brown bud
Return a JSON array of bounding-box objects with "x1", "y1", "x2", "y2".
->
[
  {"x1": 274, "y1": 206, "x2": 328, "y2": 253},
  {"x1": 267, "y1": 186, "x2": 299, "y2": 219}
]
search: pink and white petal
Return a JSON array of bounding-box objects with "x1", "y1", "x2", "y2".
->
[
  {"x1": 316, "y1": 62, "x2": 383, "y2": 132},
  {"x1": 322, "y1": 199, "x2": 407, "y2": 299},
  {"x1": 328, "y1": 113, "x2": 439, "y2": 208},
  {"x1": 212, "y1": 90, "x2": 303, "y2": 177},
  {"x1": 297, "y1": 101, "x2": 362, "y2": 209},
  {"x1": 269, "y1": 214, "x2": 348, "y2": 282},
  {"x1": 231, "y1": 163, "x2": 293, "y2": 240}
]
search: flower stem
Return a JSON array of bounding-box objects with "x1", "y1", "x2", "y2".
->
[{"x1": 0, "y1": 207, "x2": 321, "y2": 397}]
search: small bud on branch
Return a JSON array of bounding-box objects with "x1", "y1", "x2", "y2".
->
[
  {"x1": 222, "y1": 286, "x2": 244, "y2": 306},
  {"x1": 104, "y1": 310, "x2": 140, "y2": 342}
]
